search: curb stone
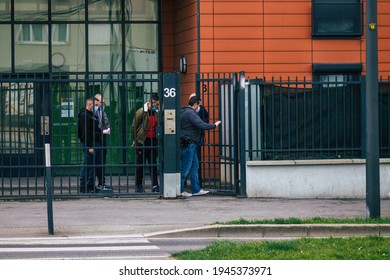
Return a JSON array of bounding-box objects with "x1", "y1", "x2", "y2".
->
[{"x1": 146, "y1": 224, "x2": 390, "y2": 238}]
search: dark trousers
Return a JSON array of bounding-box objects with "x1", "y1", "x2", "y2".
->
[
  {"x1": 101, "y1": 136, "x2": 107, "y2": 185},
  {"x1": 135, "y1": 138, "x2": 158, "y2": 187},
  {"x1": 79, "y1": 143, "x2": 104, "y2": 192}
]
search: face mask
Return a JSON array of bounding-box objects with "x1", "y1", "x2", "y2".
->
[
  {"x1": 94, "y1": 106, "x2": 99, "y2": 112},
  {"x1": 195, "y1": 106, "x2": 200, "y2": 113},
  {"x1": 151, "y1": 107, "x2": 158, "y2": 112}
]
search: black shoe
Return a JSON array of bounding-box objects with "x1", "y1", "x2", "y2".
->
[
  {"x1": 152, "y1": 185, "x2": 160, "y2": 192},
  {"x1": 80, "y1": 185, "x2": 94, "y2": 193},
  {"x1": 136, "y1": 185, "x2": 144, "y2": 193}
]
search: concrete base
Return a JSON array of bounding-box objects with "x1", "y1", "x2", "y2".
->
[
  {"x1": 246, "y1": 159, "x2": 390, "y2": 199},
  {"x1": 163, "y1": 173, "x2": 180, "y2": 198}
]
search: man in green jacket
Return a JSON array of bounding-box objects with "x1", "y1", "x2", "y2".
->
[{"x1": 131, "y1": 95, "x2": 160, "y2": 193}]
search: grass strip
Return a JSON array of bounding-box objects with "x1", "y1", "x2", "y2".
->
[
  {"x1": 173, "y1": 236, "x2": 390, "y2": 260},
  {"x1": 215, "y1": 217, "x2": 390, "y2": 225}
]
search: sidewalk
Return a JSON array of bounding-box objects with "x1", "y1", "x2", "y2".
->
[{"x1": 0, "y1": 196, "x2": 389, "y2": 238}]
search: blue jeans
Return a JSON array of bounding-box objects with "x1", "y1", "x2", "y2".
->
[{"x1": 180, "y1": 143, "x2": 201, "y2": 194}]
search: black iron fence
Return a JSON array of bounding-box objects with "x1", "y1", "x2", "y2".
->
[
  {"x1": 0, "y1": 72, "x2": 162, "y2": 198},
  {"x1": 2, "y1": 72, "x2": 390, "y2": 199},
  {"x1": 243, "y1": 76, "x2": 390, "y2": 161}
]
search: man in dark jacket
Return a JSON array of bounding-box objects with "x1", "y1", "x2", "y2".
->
[
  {"x1": 180, "y1": 96, "x2": 221, "y2": 197},
  {"x1": 131, "y1": 95, "x2": 160, "y2": 193},
  {"x1": 78, "y1": 98, "x2": 104, "y2": 193}
]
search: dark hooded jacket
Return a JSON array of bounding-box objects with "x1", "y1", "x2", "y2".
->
[
  {"x1": 180, "y1": 106, "x2": 216, "y2": 146},
  {"x1": 77, "y1": 107, "x2": 102, "y2": 147}
]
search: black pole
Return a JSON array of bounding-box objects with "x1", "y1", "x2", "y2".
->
[{"x1": 366, "y1": 0, "x2": 381, "y2": 218}]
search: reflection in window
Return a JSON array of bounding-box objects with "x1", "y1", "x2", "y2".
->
[
  {"x1": 14, "y1": 0, "x2": 48, "y2": 21},
  {"x1": 0, "y1": 0, "x2": 11, "y2": 22},
  {"x1": 51, "y1": 0, "x2": 85, "y2": 21},
  {"x1": 16, "y1": 24, "x2": 69, "y2": 44},
  {"x1": 0, "y1": 82, "x2": 35, "y2": 154},
  {"x1": 89, "y1": 24, "x2": 120, "y2": 45},
  {"x1": 88, "y1": 24, "x2": 122, "y2": 71}
]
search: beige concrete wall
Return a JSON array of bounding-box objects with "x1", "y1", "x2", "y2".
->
[{"x1": 246, "y1": 159, "x2": 390, "y2": 199}]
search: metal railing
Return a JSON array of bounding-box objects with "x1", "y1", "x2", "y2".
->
[
  {"x1": 243, "y1": 76, "x2": 390, "y2": 161},
  {"x1": 2, "y1": 72, "x2": 390, "y2": 199},
  {"x1": 1, "y1": 72, "x2": 163, "y2": 199}
]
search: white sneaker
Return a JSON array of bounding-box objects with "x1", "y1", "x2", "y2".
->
[
  {"x1": 181, "y1": 191, "x2": 192, "y2": 197},
  {"x1": 192, "y1": 189, "x2": 210, "y2": 196}
]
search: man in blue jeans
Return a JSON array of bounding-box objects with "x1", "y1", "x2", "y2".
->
[{"x1": 180, "y1": 96, "x2": 221, "y2": 197}]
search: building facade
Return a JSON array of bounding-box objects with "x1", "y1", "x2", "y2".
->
[
  {"x1": 1, "y1": 0, "x2": 390, "y2": 95},
  {"x1": 1, "y1": 0, "x2": 390, "y2": 198}
]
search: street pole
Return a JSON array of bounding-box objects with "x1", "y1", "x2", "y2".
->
[{"x1": 366, "y1": 0, "x2": 381, "y2": 218}]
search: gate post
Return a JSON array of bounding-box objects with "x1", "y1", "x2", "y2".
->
[
  {"x1": 237, "y1": 72, "x2": 247, "y2": 197},
  {"x1": 162, "y1": 73, "x2": 181, "y2": 198}
]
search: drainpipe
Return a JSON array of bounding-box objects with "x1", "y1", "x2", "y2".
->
[{"x1": 197, "y1": 0, "x2": 200, "y2": 73}]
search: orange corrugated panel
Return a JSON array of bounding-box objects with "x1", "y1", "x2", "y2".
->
[
  {"x1": 214, "y1": 26, "x2": 263, "y2": 39},
  {"x1": 175, "y1": 17, "x2": 197, "y2": 33},
  {"x1": 214, "y1": 52, "x2": 263, "y2": 64},
  {"x1": 379, "y1": 64, "x2": 390, "y2": 73},
  {"x1": 379, "y1": 27, "x2": 390, "y2": 39},
  {"x1": 200, "y1": 2, "x2": 213, "y2": 14},
  {"x1": 200, "y1": 14, "x2": 213, "y2": 26},
  {"x1": 264, "y1": 39, "x2": 312, "y2": 51},
  {"x1": 264, "y1": 63, "x2": 312, "y2": 74},
  {"x1": 176, "y1": 29, "x2": 197, "y2": 44},
  {"x1": 265, "y1": 51, "x2": 312, "y2": 64},
  {"x1": 312, "y1": 51, "x2": 362, "y2": 63},
  {"x1": 213, "y1": 2, "x2": 263, "y2": 14},
  {"x1": 213, "y1": 64, "x2": 263, "y2": 73},
  {"x1": 214, "y1": 15, "x2": 262, "y2": 26},
  {"x1": 201, "y1": 27, "x2": 214, "y2": 39},
  {"x1": 379, "y1": 39, "x2": 390, "y2": 51},
  {"x1": 264, "y1": 1, "x2": 311, "y2": 14},
  {"x1": 378, "y1": 1, "x2": 390, "y2": 13},
  {"x1": 379, "y1": 51, "x2": 390, "y2": 63},
  {"x1": 264, "y1": 27, "x2": 310, "y2": 39},
  {"x1": 200, "y1": 40, "x2": 214, "y2": 51},
  {"x1": 201, "y1": 52, "x2": 214, "y2": 64},
  {"x1": 264, "y1": 14, "x2": 311, "y2": 27},
  {"x1": 214, "y1": 39, "x2": 263, "y2": 51},
  {"x1": 313, "y1": 40, "x2": 362, "y2": 51},
  {"x1": 200, "y1": 65, "x2": 215, "y2": 73}
]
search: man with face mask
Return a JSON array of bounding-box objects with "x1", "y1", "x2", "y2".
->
[
  {"x1": 77, "y1": 98, "x2": 104, "y2": 193},
  {"x1": 131, "y1": 95, "x2": 160, "y2": 193},
  {"x1": 93, "y1": 93, "x2": 112, "y2": 192},
  {"x1": 180, "y1": 96, "x2": 221, "y2": 197},
  {"x1": 184, "y1": 93, "x2": 209, "y2": 189}
]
